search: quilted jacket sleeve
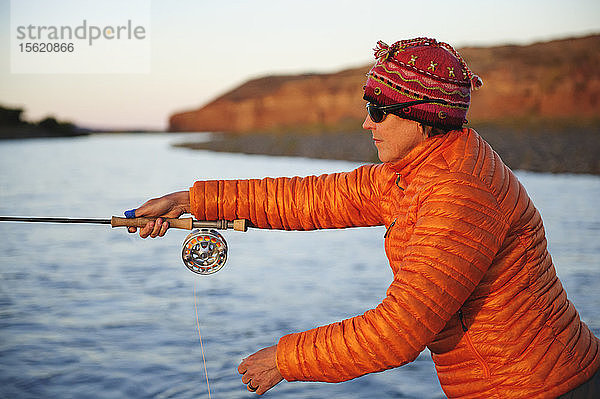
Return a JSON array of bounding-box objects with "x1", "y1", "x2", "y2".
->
[
  {"x1": 188, "y1": 164, "x2": 385, "y2": 230},
  {"x1": 276, "y1": 172, "x2": 511, "y2": 382}
]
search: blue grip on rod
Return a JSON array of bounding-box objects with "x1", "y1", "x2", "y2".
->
[{"x1": 124, "y1": 209, "x2": 136, "y2": 219}]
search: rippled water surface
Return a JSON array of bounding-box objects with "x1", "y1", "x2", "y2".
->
[{"x1": 1, "y1": 134, "x2": 599, "y2": 398}]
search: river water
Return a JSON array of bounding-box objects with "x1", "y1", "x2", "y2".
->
[{"x1": 0, "y1": 133, "x2": 599, "y2": 399}]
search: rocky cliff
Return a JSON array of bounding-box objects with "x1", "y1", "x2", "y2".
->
[{"x1": 169, "y1": 35, "x2": 600, "y2": 133}]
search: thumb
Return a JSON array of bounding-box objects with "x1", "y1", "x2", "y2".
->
[
  {"x1": 124, "y1": 202, "x2": 156, "y2": 219},
  {"x1": 129, "y1": 200, "x2": 183, "y2": 219},
  {"x1": 124, "y1": 209, "x2": 137, "y2": 219},
  {"x1": 131, "y1": 197, "x2": 167, "y2": 218}
]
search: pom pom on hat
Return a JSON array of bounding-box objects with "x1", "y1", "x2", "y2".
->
[
  {"x1": 364, "y1": 37, "x2": 482, "y2": 128},
  {"x1": 471, "y1": 74, "x2": 483, "y2": 90}
]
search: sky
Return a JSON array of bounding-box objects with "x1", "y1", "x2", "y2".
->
[{"x1": 1, "y1": 0, "x2": 599, "y2": 131}]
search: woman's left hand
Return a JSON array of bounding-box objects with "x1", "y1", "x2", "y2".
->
[
  {"x1": 126, "y1": 190, "x2": 190, "y2": 238},
  {"x1": 238, "y1": 345, "x2": 283, "y2": 395}
]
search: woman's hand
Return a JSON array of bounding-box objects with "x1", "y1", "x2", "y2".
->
[
  {"x1": 238, "y1": 345, "x2": 283, "y2": 395},
  {"x1": 127, "y1": 190, "x2": 190, "y2": 238}
]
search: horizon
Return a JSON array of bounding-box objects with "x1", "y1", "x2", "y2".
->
[{"x1": 1, "y1": 0, "x2": 599, "y2": 131}]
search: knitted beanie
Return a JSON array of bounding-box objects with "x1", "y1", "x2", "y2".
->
[{"x1": 363, "y1": 37, "x2": 482, "y2": 129}]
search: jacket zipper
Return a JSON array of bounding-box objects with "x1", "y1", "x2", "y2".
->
[
  {"x1": 384, "y1": 218, "x2": 397, "y2": 238},
  {"x1": 385, "y1": 174, "x2": 402, "y2": 239},
  {"x1": 383, "y1": 218, "x2": 397, "y2": 257},
  {"x1": 395, "y1": 173, "x2": 405, "y2": 190},
  {"x1": 458, "y1": 309, "x2": 491, "y2": 378}
]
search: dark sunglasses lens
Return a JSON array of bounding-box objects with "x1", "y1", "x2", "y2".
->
[{"x1": 367, "y1": 105, "x2": 385, "y2": 123}]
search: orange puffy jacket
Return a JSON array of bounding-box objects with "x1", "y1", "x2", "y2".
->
[{"x1": 189, "y1": 128, "x2": 599, "y2": 398}]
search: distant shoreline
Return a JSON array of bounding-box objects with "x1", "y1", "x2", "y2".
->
[
  {"x1": 173, "y1": 126, "x2": 600, "y2": 175},
  {"x1": 0, "y1": 126, "x2": 88, "y2": 140},
  {"x1": 0, "y1": 127, "x2": 164, "y2": 140},
  {"x1": 3, "y1": 123, "x2": 597, "y2": 175}
]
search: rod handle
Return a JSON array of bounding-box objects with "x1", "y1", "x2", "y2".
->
[
  {"x1": 232, "y1": 219, "x2": 247, "y2": 232},
  {"x1": 111, "y1": 216, "x2": 194, "y2": 230},
  {"x1": 191, "y1": 219, "x2": 249, "y2": 231}
]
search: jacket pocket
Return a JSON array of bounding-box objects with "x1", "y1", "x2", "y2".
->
[{"x1": 459, "y1": 310, "x2": 491, "y2": 378}]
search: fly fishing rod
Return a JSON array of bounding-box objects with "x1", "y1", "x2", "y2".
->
[{"x1": 0, "y1": 215, "x2": 249, "y2": 275}]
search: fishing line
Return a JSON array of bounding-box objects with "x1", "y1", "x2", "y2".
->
[{"x1": 194, "y1": 283, "x2": 212, "y2": 399}]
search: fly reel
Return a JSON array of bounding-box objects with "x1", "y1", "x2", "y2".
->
[{"x1": 182, "y1": 229, "x2": 228, "y2": 275}]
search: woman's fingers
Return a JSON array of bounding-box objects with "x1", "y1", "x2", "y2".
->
[
  {"x1": 126, "y1": 218, "x2": 170, "y2": 238},
  {"x1": 139, "y1": 220, "x2": 154, "y2": 238},
  {"x1": 151, "y1": 218, "x2": 168, "y2": 238},
  {"x1": 159, "y1": 220, "x2": 169, "y2": 237},
  {"x1": 237, "y1": 345, "x2": 282, "y2": 395},
  {"x1": 125, "y1": 190, "x2": 190, "y2": 238},
  {"x1": 241, "y1": 372, "x2": 251, "y2": 385}
]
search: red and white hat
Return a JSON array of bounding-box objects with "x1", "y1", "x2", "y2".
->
[{"x1": 363, "y1": 37, "x2": 482, "y2": 129}]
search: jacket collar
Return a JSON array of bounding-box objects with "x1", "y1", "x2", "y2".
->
[{"x1": 387, "y1": 128, "x2": 470, "y2": 185}]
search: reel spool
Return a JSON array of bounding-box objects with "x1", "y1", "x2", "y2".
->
[{"x1": 182, "y1": 229, "x2": 228, "y2": 275}]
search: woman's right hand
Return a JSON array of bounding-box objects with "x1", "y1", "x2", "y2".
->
[{"x1": 127, "y1": 190, "x2": 190, "y2": 238}]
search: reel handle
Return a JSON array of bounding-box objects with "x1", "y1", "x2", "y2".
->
[{"x1": 111, "y1": 216, "x2": 194, "y2": 230}]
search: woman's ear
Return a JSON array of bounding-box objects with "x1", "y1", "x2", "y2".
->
[{"x1": 419, "y1": 123, "x2": 431, "y2": 138}]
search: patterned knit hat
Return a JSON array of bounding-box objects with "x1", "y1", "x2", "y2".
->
[{"x1": 363, "y1": 37, "x2": 482, "y2": 129}]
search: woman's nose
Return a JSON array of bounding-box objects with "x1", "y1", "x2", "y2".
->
[{"x1": 362, "y1": 113, "x2": 375, "y2": 130}]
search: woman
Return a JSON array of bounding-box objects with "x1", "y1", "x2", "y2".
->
[{"x1": 128, "y1": 38, "x2": 599, "y2": 397}]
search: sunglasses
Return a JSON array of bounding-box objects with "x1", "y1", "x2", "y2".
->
[{"x1": 366, "y1": 99, "x2": 448, "y2": 123}]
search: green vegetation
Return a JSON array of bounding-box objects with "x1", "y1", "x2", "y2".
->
[{"x1": 0, "y1": 105, "x2": 84, "y2": 139}]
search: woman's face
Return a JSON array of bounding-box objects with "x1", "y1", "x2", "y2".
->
[{"x1": 362, "y1": 112, "x2": 427, "y2": 163}]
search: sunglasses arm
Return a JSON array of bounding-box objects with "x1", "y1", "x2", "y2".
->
[{"x1": 375, "y1": 99, "x2": 448, "y2": 111}]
